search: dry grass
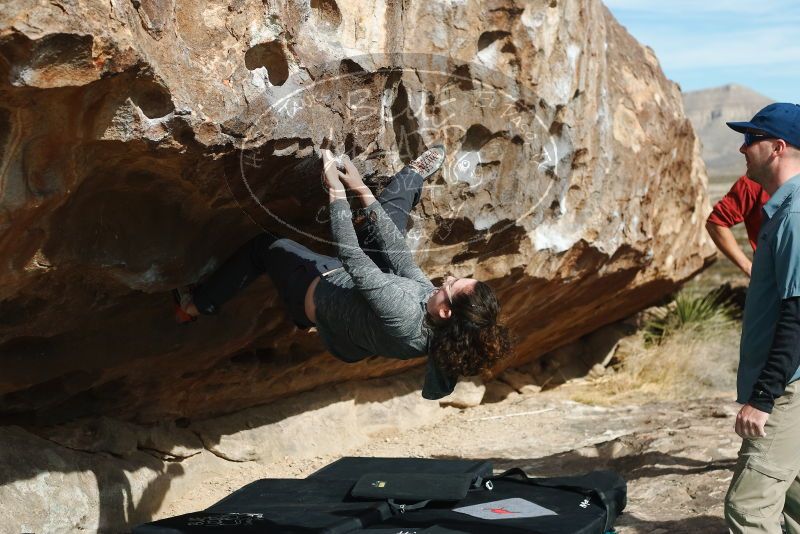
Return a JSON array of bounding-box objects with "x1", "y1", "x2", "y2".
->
[{"x1": 570, "y1": 300, "x2": 740, "y2": 405}]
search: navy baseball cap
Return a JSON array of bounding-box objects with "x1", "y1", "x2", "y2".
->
[{"x1": 727, "y1": 103, "x2": 800, "y2": 148}]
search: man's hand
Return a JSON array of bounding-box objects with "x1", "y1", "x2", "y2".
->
[{"x1": 735, "y1": 404, "x2": 769, "y2": 438}]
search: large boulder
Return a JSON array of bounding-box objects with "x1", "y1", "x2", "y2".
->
[{"x1": 0, "y1": 0, "x2": 714, "y2": 424}]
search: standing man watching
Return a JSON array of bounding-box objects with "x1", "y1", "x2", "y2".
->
[
  {"x1": 723, "y1": 103, "x2": 800, "y2": 534},
  {"x1": 706, "y1": 174, "x2": 769, "y2": 276}
]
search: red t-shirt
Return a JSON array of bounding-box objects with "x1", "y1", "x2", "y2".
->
[{"x1": 707, "y1": 175, "x2": 770, "y2": 251}]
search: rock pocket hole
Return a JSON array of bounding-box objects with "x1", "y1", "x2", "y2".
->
[
  {"x1": 477, "y1": 31, "x2": 511, "y2": 52},
  {"x1": 310, "y1": 0, "x2": 342, "y2": 28},
  {"x1": 245, "y1": 41, "x2": 290, "y2": 86},
  {"x1": 339, "y1": 58, "x2": 365, "y2": 75},
  {"x1": 451, "y1": 64, "x2": 474, "y2": 91},
  {"x1": 461, "y1": 124, "x2": 494, "y2": 152},
  {"x1": 129, "y1": 78, "x2": 175, "y2": 119}
]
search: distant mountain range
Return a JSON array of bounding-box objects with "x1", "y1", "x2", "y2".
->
[{"x1": 683, "y1": 84, "x2": 774, "y2": 178}]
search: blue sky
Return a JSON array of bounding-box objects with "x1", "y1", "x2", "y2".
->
[{"x1": 604, "y1": 0, "x2": 798, "y2": 102}]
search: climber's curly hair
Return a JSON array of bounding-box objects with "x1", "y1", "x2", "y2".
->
[{"x1": 427, "y1": 281, "x2": 514, "y2": 378}]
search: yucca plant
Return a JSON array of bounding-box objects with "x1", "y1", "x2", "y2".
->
[{"x1": 644, "y1": 288, "x2": 736, "y2": 345}]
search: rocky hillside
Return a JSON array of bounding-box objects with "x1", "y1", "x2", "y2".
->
[
  {"x1": 683, "y1": 84, "x2": 774, "y2": 177},
  {"x1": 0, "y1": 0, "x2": 713, "y2": 425}
]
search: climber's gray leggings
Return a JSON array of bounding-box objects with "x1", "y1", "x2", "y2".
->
[{"x1": 191, "y1": 164, "x2": 425, "y2": 327}]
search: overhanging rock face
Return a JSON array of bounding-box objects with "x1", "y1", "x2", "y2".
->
[{"x1": 0, "y1": 0, "x2": 714, "y2": 424}]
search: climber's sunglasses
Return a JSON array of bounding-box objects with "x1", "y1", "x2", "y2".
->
[{"x1": 743, "y1": 131, "x2": 776, "y2": 147}]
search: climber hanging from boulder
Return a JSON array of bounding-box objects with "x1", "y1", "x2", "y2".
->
[{"x1": 172, "y1": 145, "x2": 512, "y2": 399}]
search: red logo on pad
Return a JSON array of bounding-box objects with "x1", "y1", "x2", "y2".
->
[{"x1": 487, "y1": 507, "x2": 519, "y2": 515}]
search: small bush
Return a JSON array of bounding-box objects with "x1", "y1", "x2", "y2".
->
[
  {"x1": 644, "y1": 289, "x2": 735, "y2": 346},
  {"x1": 569, "y1": 288, "x2": 741, "y2": 405}
]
